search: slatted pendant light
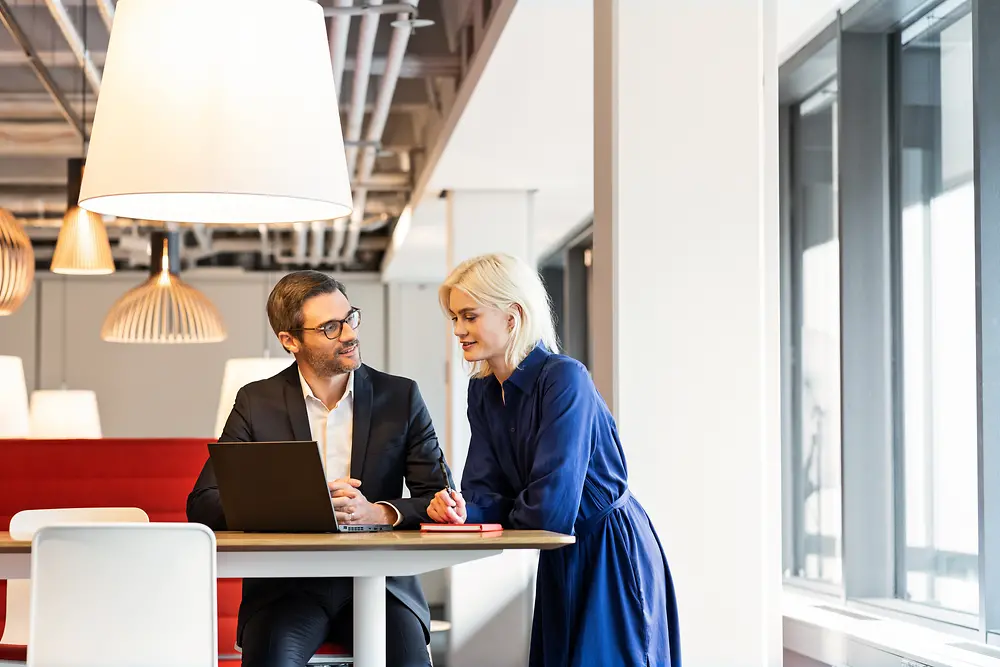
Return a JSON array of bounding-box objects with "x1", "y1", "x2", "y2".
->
[
  {"x1": 101, "y1": 230, "x2": 226, "y2": 343},
  {"x1": 51, "y1": 159, "x2": 115, "y2": 275},
  {"x1": 0, "y1": 208, "x2": 34, "y2": 316}
]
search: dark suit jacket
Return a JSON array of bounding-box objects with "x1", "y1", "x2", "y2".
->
[{"x1": 186, "y1": 362, "x2": 448, "y2": 644}]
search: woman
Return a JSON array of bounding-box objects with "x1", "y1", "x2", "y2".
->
[{"x1": 428, "y1": 253, "x2": 681, "y2": 667}]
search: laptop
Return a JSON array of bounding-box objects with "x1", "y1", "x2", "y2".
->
[{"x1": 207, "y1": 440, "x2": 391, "y2": 533}]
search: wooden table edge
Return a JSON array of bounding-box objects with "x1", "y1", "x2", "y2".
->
[{"x1": 0, "y1": 530, "x2": 575, "y2": 554}]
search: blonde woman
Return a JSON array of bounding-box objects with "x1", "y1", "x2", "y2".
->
[{"x1": 428, "y1": 253, "x2": 680, "y2": 667}]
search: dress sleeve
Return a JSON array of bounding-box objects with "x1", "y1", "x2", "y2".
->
[
  {"x1": 508, "y1": 359, "x2": 595, "y2": 534},
  {"x1": 460, "y1": 382, "x2": 515, "y2": 525}
]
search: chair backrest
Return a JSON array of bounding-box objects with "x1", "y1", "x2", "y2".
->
[
  {"x1": 27, "y1": 523, "x2": 217, "y2": 667},
  {"x1": 1, "y1": 507, "x2": 150, "y2": 647},
  {"x1": 9, "y1": 507, "x2": 149, "y2": 540}
]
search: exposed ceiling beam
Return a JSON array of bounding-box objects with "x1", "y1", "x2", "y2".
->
[
  {"x1": 0, "y1": 1, "x2": 85, "y2": 138},
  {"x1": 440, "y1": 0, "x2": 474, "y2": 53},
  {"x1": 95, "y1": 0, "x2": 114, "y2": 31},
  {"x1": 0, "y1": 173, "x2": 410, "y2": 198},
  {"x1": 43, "y1": 0, "x2": 102, "y2": 93},
  {"x1": 0, "y1": 50, "x2": 460, "y2": 77},
  {"x1": 0, "y1": 93, "x2": 427, "y2": 120},
  {"x1": 0, "y1": 50, "x2": 106, "y2": 67},
  {"x1": 0, "y1": 121, "x2": 420, "y2": 157}
]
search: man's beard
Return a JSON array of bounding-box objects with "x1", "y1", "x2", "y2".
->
[{"x1": 299, "y1": 339, "x2": 361, "y2": 377}]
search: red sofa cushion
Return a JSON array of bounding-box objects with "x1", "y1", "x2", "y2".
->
[{"x1": 0, "y1": 438, "x2": 243, "y2": 661}]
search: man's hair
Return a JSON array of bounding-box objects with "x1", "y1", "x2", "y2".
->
[{"x1": 267, "y1": 271, "x2": 348, "y2": 350}]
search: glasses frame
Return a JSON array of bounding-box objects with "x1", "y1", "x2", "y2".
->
[{"x1": 287, "y1": 307, "x2": 361, "y2": 340}]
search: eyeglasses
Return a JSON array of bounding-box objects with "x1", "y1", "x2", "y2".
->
[{"x1": 289, "y1": 307, "x2": 361, "y2": 340}]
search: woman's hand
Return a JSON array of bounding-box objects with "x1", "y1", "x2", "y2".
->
[{"x1": 428, "y1": 489, "x2": 467, "y2": 524}]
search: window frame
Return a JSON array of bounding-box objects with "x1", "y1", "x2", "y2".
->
[{"x1": 779, "y1": 0, "x2": 1000, "y2": 640}]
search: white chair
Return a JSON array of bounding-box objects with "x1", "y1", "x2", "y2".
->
[
  {"x1": 27, "y1": 523, "x2": 217, "y2": 667},
  {"x1": 0, "y1": 508, "x2": 149, "y2": 664}
]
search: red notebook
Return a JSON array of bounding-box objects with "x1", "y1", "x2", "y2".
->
[{"x1": 420, "y1": 523, "x2": 503, "y2": 533}]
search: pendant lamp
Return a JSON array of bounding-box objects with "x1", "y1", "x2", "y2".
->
[
  {"x1": 101, "y1": 230, "x2": 226, "y2": 343},
  {"x1": 51, "y1": 158, "x2": 116, "y2": 275},
  {"x1": 214, "y1": 356, "x2": 289, "y2": 435},
  {"x1": 78, "y1": 0, "x2": 353, "y2": 224},
  {"x1": 0, "y1": 208, "x2": 34, "y2": 315},
  {"x1": 0, "y1": 356, "x2": 29, "y2": 437},
  {"x1": 28, "y1": 389, "x2": 102, "y2": 438}
]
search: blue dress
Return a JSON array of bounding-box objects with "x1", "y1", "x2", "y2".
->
[{"x1": 461, "y1": 344, "x2": 681, "y2": 667}]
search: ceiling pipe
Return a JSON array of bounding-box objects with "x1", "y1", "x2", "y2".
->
[
  {"x1": 43, "y1": 0, "x2": 102, "y2": 93},
  {"x1": 258, "y1": 224, "x2": 271, "y2": 263},
  {"x1": 94, "y1": 0, "x2": 113, "y2": 31},
  {"x1": 338, "y1": 2, "x2": 418, "y2": 264},
  {"x1": 308, "y1": 220, "x2": 326, "y2": 267},
  {"x1": 344, "y1": 0, "x2": 382, "y2": 175},
  {"x1": 0, "y1": 0, "x2": 85, "y2": 138},
  {"x1": 324, "y1": 2, "x2": 415, "y2": 17},
  {"x1": 329, "y1": 0, "x2": 353, "y2": 94},
  {"x1": 191, "y1": 224, "x2": 212, "y2": 253},
  {"x1": 283, "y1": 222, "x2": 308, "y2": 265},
  {"x1": 326, "y1": 218, "x2": 347, "y2": 265}
]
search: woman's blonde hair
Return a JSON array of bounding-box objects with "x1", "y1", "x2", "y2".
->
[{"x1": 439, "y1": 253, "x2": 559, "y2": 379}]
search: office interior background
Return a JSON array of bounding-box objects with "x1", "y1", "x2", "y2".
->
[{"x1": 0, "y1": 0, "x2": 998, "y2": 665}]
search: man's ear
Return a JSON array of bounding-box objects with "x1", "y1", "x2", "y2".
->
[{"x1": 278, "y1": 332, "x2": 300, "y2": 355}]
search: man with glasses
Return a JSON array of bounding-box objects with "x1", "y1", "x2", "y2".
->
[{"x1": 187, "y1": 270, "x2": 445, "y2": 667}]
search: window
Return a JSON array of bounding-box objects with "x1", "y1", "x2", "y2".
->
[
  {"x1": 790, "y1": 82, "x2": 842, "y2": 585},
  {"x1": 896, "y1": 2, "x2": 978, "y2": 614},
  {"x1": 538, "y1": 225, "x2": 592, "y2": 369}
]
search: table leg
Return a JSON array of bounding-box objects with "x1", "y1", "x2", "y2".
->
[{"x1": 354, "y1": 575, "x2": 387, "y2": 667}]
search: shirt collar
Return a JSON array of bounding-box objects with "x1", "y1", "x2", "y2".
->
[
  {"x1": 504, "y1": 342, "x2": 551, "y2": 394},
  {"x1": 299, "y1": 368, "x2": 354, "y2": 408}
]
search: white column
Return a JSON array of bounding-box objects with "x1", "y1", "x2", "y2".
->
[
  {"x1": 445, "y1": 189, "x2": 536, "y2": 667},
  {"x1": 592, "y1": 2, "x2": 782, "y2": 667}
]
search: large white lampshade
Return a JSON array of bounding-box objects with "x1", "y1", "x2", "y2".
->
[
  {"x1": 215, "y1": 357, "x2": 290, "y2": 436},
  {"x1": 28, "y1": 390, "x2": 102, "y2": 439},
  {"x1": 0, "y1": 356, "x2": 29, "y2": 438},
  {"x1": 78, "y1": 0, "x2": 354, "y2": 224}
]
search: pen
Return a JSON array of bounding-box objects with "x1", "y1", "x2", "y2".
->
[{"x1": 438, "y1": 452, "x2": 455, "y2": 493}]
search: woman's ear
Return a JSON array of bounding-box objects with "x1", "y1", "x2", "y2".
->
[{"x1": 507, "y1": 304, "x2": 523, "y2": 332}]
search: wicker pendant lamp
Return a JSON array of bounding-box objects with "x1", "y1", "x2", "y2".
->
[
  {"x1": 53, "y1": 0, "x2": 115, "y2": 275},
  {"x1": 0, "y1": 208, "x2": 34, "y2": 316},
  {"x1": 101, "y1": 230, "x2": 226, "y2": 343}
]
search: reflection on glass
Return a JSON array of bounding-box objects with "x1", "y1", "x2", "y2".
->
[
  {"x1": 898, "y1": 5, "x2": 978, "y2": 614},
  {"x1": 792, "y1": 82, "x2": 842, "y2": 585}
]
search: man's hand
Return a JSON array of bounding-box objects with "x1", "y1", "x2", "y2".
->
[
  {"x1": 329, "y1": 478, "x2": 395, "y2": 525},
  {"x1": 428, "y1": 488, "x2": 467, "y2": 524}
]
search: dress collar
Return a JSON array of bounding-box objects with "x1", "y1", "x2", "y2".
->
[{"x1": 503, "y1": 343, "x2": 551, "y2": 393}]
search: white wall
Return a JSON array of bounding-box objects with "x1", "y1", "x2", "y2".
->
[{"x1": 0, "y1": 270, "x2": 386, "y2": 438}]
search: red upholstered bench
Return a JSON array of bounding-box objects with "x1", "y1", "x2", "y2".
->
[{"x1": 0, "y1": 438, "x2": 350, "y2": 665}]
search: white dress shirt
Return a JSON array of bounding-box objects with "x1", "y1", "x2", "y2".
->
[
  {"x1": 299, "y1": 369, "x2": 354, "y2": 480},
  {"x1": 298, "y1": 370, "x2": 400, "y2": 525}
]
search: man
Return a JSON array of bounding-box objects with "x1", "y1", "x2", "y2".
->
[{"x1": 187, "y1": 271, "x2": 447, "y2": 667}]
